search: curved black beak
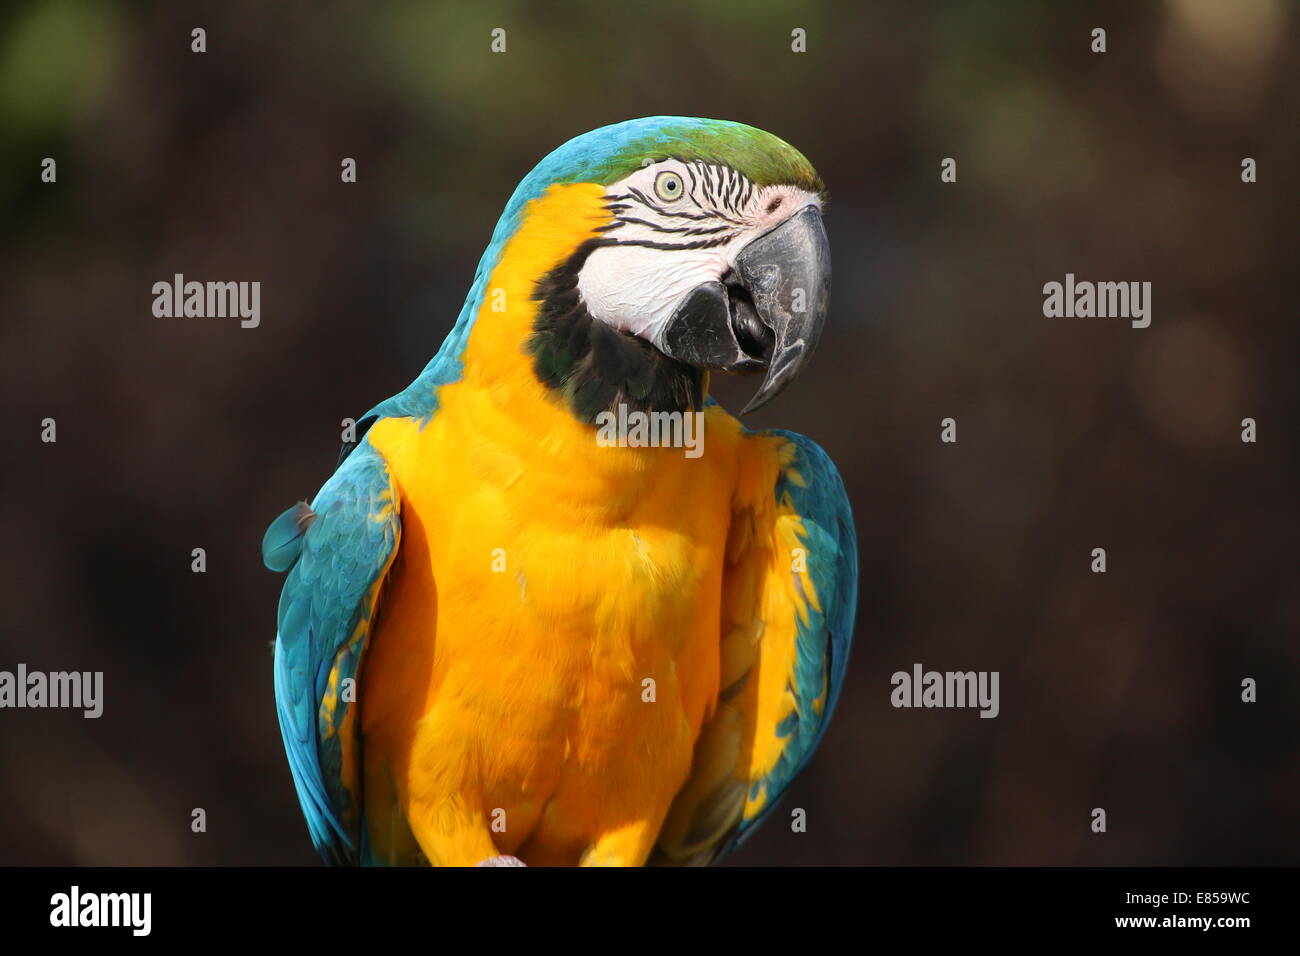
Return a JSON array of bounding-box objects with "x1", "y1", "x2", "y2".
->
[{"x1": 657, "y1": 204, "x2": 831, "y2": 414}]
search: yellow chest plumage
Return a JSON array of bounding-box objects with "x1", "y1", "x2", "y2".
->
[{"x1": 357, "y1": 184, "x2": 778, "y2": 865}]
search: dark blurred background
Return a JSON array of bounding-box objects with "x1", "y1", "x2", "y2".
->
[{"x1": 1, "y1": 1, "x2": 1297, "y2": 865}]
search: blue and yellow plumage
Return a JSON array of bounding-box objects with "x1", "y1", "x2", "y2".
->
[{"x1": 264, "y1": 117, "x2": 857, "y2": 866}]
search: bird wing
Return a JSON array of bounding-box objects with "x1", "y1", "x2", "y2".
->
[
  {"x1": 265, "y1": 439, "x2": 401, "y2": 864},
  {"x1": 654, "y1": 429, "x2": 857, "y2": 865}
]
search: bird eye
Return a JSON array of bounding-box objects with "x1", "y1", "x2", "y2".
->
[{"x1": 654, "y1": 171, "x2": 684, "y2": 202}]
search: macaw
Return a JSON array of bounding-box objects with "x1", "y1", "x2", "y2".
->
[{"x1": 263, "y1": 116, "x2": 857, "y2": 866}]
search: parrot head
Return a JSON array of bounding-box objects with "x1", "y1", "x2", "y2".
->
[{"x1": 485, "y1": 117, "x2": 830, "y2": 419}]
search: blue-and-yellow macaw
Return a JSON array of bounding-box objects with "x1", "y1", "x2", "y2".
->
[{"x1": 263, "y1": 117, "x2": 857, "y2": 866}]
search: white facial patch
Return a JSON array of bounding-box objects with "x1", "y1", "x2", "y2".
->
[{"x1": 576, "y1": 160, "x2": 821, "y2": 347}]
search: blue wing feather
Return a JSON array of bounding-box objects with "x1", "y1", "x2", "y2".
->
[
  {"x1": 269, "y1": 440, "x2": 400, "y2": 864},
  {"x1": 724, "y1": 429, "x2": 858, "y2": 855}
]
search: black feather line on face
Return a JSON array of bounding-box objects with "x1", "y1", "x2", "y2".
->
[
  {"x1": 683, "y1": 164, "x2": 698, "y2": 197},
  {"x1": 526, "y1": 239, "x2": 703, "y2": 425},
  {"x1": 613, "y1": 216, "x2": 732, "y2": 237}
]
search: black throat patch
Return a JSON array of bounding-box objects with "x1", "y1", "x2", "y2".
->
[{"x1": 526, "y1": 238, "x2": 704, "y2": 425}]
